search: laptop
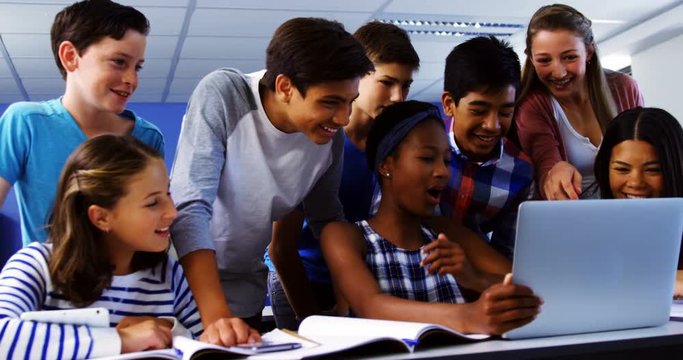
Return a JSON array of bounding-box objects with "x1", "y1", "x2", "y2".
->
[{"x1": 503, "y1": 198, "x2": 683, "y2": 339}]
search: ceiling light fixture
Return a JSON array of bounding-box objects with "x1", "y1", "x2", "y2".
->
[
  {"x1": 406, "y1": 30, "x2": 514, "y2": 37},
  {"x1": 375, "y1": 18, "x2": 524, "y2": 30}
]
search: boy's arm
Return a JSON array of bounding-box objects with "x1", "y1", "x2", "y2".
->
[
  {"x1": 0, "y1": 177, "x2": 10, "y2": 207},
  {"x1": 177, "y1": 251, "x2": 231, "y2": 323},
  {"x1": 170, "y1": 73, "x2": 228, "y2": 327},
  {"x1": 169, "y1": 70, "x2": 257, "y2": 344},
  {"x1": 0, "y1": 104, "x2": 29, "y2": 209},
  {"x1": 271, "y1": 133, "x2": 351, "y2": 319},
  {"x1": 269, "y1": 208, "x2": 321, "y2": 319},
  {"x1": 272, "y1": 130, "x2": 345, "y2": 319},
  {"x1": 301, "y1": 129, "x2": 346, "y2": 238},
  {"x1": 169, "y1": 257, "x2": 204, "y2": 339}
]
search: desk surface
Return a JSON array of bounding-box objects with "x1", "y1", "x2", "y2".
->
[{"x1": 360, "y1": 320, "x2": 683, "y2": 360}]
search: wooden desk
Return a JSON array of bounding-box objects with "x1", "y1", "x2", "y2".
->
[{"x1": 361, "y1": 320, "x2": 683, "y2": 360}]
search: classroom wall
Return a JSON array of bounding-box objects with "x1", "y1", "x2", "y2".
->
[
  {"x1": 630, "y1": 33, "x2": 683, "y2": 124},
  {"x1": 126, "y1": 102, "x2": 187, "y2": 168}
]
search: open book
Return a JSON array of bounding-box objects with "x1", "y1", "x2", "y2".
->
[
  {"x1": 96, "y1": 336, "x2": 312, "y2": 360},
  {"x1": 98, "y1": 316, "x2": 488, "y2": 359},
  {"x1": 252, "y1": 315, "x2": 489, "y2": 359}
]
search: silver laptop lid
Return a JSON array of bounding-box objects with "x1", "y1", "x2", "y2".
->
[{"x1": 503, "y1": 198, "x2": 683, "y2": 339}]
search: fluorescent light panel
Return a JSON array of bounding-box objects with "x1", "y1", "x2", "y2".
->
[
  {"x1": 407, "y1": 30, "x2": 514, "y2": 37},
  {"x1": 375, "y1": 18, "x2": 524, "y2": 29},
  {"x1": 375, "y1": 18, "x2": 523, "y2": 38}
]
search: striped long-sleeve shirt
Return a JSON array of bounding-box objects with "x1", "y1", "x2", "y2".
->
[{"x1": 0, "y1": 242, "x2": 203, "y2": 359}]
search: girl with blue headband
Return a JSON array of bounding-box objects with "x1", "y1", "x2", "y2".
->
[{"x1": 321, "y1": 100, "x2": 542, "y2": 334}]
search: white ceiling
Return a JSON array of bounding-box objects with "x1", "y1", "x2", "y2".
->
[{"x1": 0, "y1": 0, "x2": 681, "y2": 104}]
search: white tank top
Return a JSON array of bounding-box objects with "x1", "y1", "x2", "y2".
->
[{"x1": 551, "y1": 97, "x2": 600, "y2": 198}]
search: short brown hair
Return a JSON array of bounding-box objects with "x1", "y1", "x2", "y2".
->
[
  {"x1": 261, "y1": 17, "x2": 373, "y2": 96},
  {"x1": 51, "y1": 0, "x2": 149, "y2": 79},
  {"x1": 354, "y1": 21, "x2": 419, "y2": 69}
]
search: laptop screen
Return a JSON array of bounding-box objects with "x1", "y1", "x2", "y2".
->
[{"x1": 503, "y1": 198, "x2": 683, "y2": 339}]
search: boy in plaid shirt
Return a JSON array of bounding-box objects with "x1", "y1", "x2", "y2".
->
[{"x1": 440, "y1": 36, "x2": 533, "y2": 259}]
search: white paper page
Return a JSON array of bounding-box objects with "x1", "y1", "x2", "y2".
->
[
  {"x1": 259, "y1": 329, "x2": 319, "y2": 349},
  {"x1": 242, "y1": 329, "x2": 319, "y2": 360},
  {"x1": 95, "y1": 348, "x2": 178, "y2": 360},
  {"x1": 671, "y1": 300, "x2": 683, "y2": 318},
  {"x1": 298, "y1": 315, "x2": 427, "y2": 340},
  {"x1": 249, "y1": 335, "x2": 401, "y2": 359},
  {"x1": 298, "y1": 315, "x2": 487, "y2": 341},
  {"x1": 172, "y1": 336, "x2": 255, "y2": 358}
]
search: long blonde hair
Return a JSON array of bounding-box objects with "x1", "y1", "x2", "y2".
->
[{"x1": 519, "y1": 3, "x2": 616, "y2": 132}]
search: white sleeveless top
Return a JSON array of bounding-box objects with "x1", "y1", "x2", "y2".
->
[{"x1": 551, "y1": 97, "x2": 600, "y2": 198}]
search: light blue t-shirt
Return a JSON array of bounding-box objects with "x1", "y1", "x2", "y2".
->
[{"x1": 0, "y1": 98, "x2": 164, "y2": 245}]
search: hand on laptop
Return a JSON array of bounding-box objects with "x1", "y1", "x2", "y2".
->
[{"x1": 465, "y1": 274, "x2": 543, "y2": 335}]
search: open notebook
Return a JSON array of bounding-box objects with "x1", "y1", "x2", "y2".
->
[{"x1": 504, "y1": 198, "x2": 683, "y2": 339}]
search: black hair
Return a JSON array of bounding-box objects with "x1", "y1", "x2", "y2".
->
[
  {"x1": 594, "y1": 107, "x2": 683, "y2": 198},
  {"x1": 366, "y1": 100, "x2": 444, "y2": 171},
  {"x1": 443, "y1": 36, "x2": 520, "y2": 104}
]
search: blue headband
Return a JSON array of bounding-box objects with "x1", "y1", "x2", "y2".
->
[{"x1": 374, "y1": 107, "x2": 443, "y2": 170}]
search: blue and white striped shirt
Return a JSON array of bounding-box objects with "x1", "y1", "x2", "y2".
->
[{"x1": 0, "y1": 242, "x2": 202, "y2": 359}]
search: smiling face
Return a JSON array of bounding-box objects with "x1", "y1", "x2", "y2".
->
[
  {"x1": 103, "y1": 158, "x2": 176, "y2": 261},
  {"x1": 67, "y1": 29, "x2": 146, "y2": 114},
  {"x1": 354, "y1": 62, "x2": 415, "y2": 121},
  {"x1": 282, "y1": 78, "x2": 360, "y2": 144},
  {"x1": 530, "y1": 29, "x2": 592, "y2": 100},
  {"x1": 609, "y1": 140, "x2": 663, "y2": 199},
  {"x1": 381, "y1": 120, "x2": 451, "y2": 217},
  {"x1": 443, "y1": 86, "x2": 515, "y2": 162}
]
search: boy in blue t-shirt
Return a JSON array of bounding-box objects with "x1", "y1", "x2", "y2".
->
[{"x1": 0, "y1": 0, "x2": 164, "y2": 244}]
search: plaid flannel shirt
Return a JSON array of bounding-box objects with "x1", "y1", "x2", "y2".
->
[{"x1": 440, "y1": 129, "x2": 534, "y2": 259}]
